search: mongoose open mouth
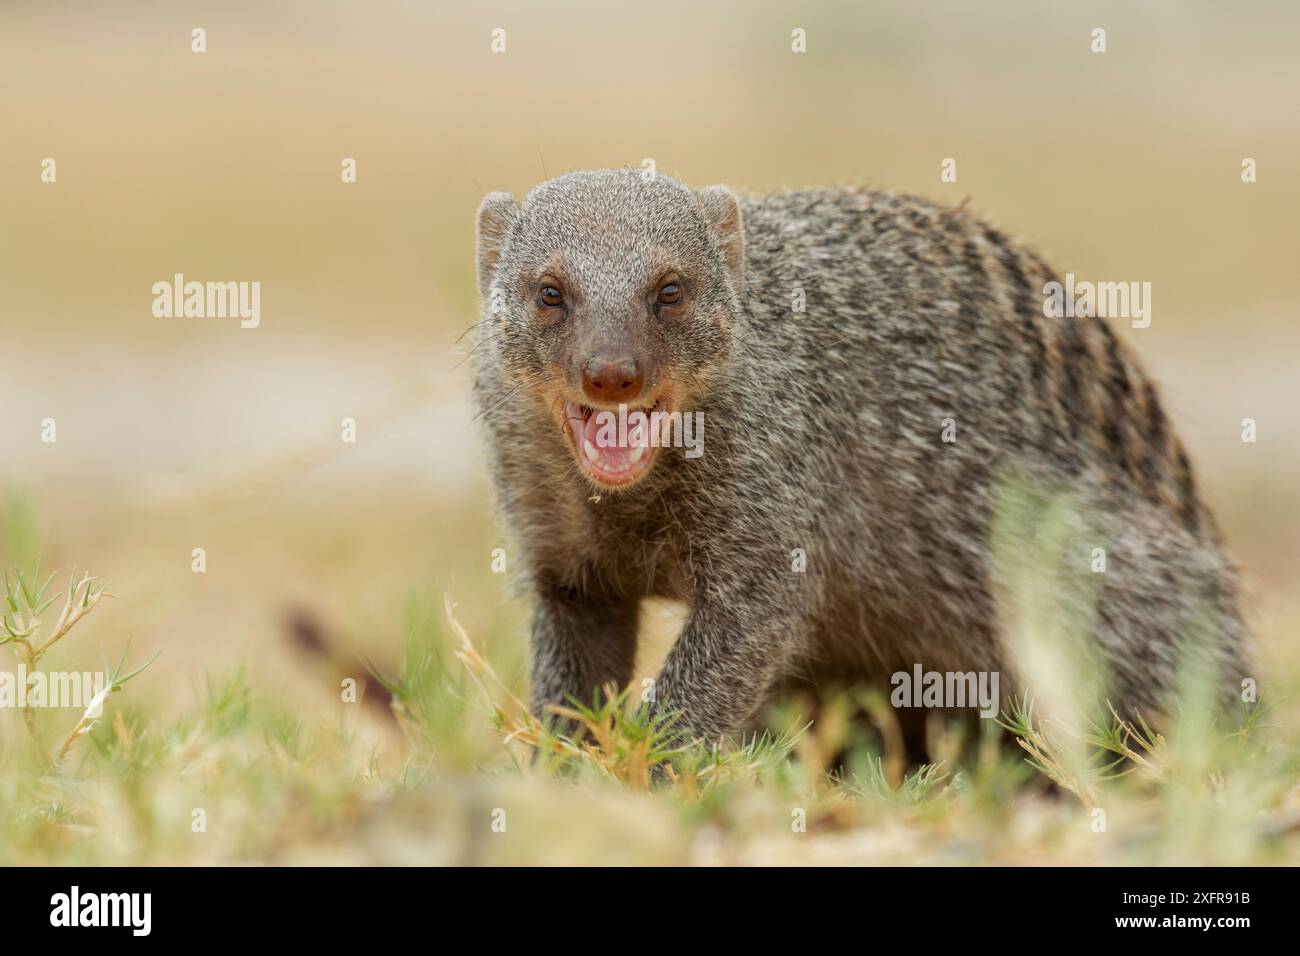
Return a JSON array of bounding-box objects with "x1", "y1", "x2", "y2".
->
[{"x1": 563, "y1": 398, "x2": 671, "y2": 487}]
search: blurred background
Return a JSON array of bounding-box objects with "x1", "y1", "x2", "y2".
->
[{"x1": 2, "y1": 0, "x2": 1297, "y2": 736}]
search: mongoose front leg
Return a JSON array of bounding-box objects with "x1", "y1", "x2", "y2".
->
[
  {"x1": 652, "y1": 597, "x2": 800, "y2": 744},
  {"x1": 528, "y1": 581, "x2": 639, "y2": 724}
]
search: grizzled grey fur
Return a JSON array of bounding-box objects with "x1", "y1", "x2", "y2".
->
[{"x1": 471, "y1": 168, "x2": 1248, "y2": 747}]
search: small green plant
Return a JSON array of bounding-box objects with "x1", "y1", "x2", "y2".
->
[
  {"x1": 844, "y1": 757, "x2": 952, "y2": 805},
  {"x1": 55, "y1": 638, "x2": 161, "y2": 764},
  {"x1": 3, "y1": 564, "x2": 107, "y2": 655},
  {"x1": 547, "y1": 689, "x2": 693, "y2": 789},
  {"x1": 2, "y1": 565, "x2": 157, "y2": 767},
  {"x1": 995, "y1": 694, "x2": 1164, "y2": 803}
]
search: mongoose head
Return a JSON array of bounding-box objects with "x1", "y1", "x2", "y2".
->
[{"x1": 475, "y1": 169, "x2": 744, "y2": 489}]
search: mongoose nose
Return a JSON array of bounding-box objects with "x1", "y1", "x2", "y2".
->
[{"x1": 582, "y1": 358, "x2": 644, "y2": 403}]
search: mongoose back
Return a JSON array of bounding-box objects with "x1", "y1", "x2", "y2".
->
[{"x1": 472, "y1": 168, "x2": 1247, "y2": 745}]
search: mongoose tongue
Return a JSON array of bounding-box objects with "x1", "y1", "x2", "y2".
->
[{"x1": 582, "y1": 406, "x2": 650, "y2": 475}]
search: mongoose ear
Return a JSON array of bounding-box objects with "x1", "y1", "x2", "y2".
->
[
  {"x1": 476, "y1": 192, "x2": 520, "y2": 299},
  {"x1": 696, "y1": 186, "x2": 745, "y2": 294}
]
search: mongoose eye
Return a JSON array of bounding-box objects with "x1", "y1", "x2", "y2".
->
[
  {"x1": 539, "y1": 286, "x2": 564, "y2": 308},
  {"x1": 657, "y1": 283, "x2": 681, "y2": 305}
]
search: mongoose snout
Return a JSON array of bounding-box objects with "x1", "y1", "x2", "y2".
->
[
  {"x1": 472, "y1": 168, "x2": 1248, "y2": 751},
  {"x1": 581, "y1": 357, "x2": 645, "y2": 404}
]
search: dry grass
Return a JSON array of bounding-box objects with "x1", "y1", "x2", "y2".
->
[{"x1": 6, "y1": 546, "x2": 1295, "y2": 866}]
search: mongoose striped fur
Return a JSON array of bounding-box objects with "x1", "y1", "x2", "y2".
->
[{"x1": 472, "y1": 168, "x2": 1248, "y2": 747}]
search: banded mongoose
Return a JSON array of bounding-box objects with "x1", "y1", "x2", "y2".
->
[{"x1": 471, "y1": 168, "x2": 1247, "y2": 747}]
